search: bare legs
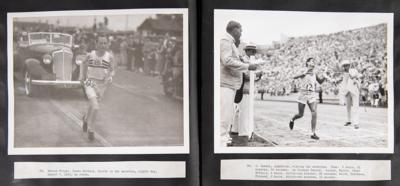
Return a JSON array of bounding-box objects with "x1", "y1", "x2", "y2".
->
[
  {"x1": 84, "y1": 97, "x2": 99, "y2": 140},
  {"x1": 292, "y1": 103, "x2": 305, "y2": 121},
  {"x1": 308, "y1": 101, "x2": 317, "y2": 135},
  {"x1": 290, "y1": 101, "x2": 319, "y2": 139}
]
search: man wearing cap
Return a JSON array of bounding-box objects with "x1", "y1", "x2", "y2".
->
[
  {"x1": 337, "y1": 60, "x2": 361, "y2": 129},
  {"x1": 231, "y1": 44, "x2": 263, "y2": 146},
  {"x1": 220, "y1": 21, "x2": 257, "y2": 147}
]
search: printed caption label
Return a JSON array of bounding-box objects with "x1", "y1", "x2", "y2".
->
[
  {"x1": 14, "y1": 161, "x2": 185, "y2": 179},
  {"x1": 221, "y1": 159, "x2": 390, "y2": 181}
]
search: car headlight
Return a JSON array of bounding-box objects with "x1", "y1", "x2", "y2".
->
[{"x1": 43, "y1": 54, "x2": 52, "y2": 64}]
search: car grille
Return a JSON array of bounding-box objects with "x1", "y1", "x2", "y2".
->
[{"x1": 52, "y1": 50, "x2": 73, "y2": 81}]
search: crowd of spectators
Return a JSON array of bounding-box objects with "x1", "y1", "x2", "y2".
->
[
  {"x1": 256, "y1": 23, "x2": 388, "y2": 106},
  {"x1": 14, "y1": 22, "x2": 183, "y2": 79}
]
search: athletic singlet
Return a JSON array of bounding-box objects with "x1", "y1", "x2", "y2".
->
[
  {"x1": 86, "y1": 50, "x2": 113, "y2": 80},
  {"x1": 298, "y1": 73, "x2": 317, "y2": 95}
]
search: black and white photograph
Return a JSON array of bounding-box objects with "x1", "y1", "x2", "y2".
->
[
  {"x1": 8, "y1": 9, "x2": 189, "y2": 154},
  {"x1": 214, "y1": 10, "x2": 393, "y2": 153}
]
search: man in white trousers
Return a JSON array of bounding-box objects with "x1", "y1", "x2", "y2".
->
[
  {"x1": 220, "y1": 21, "x2": 257, "y2": 147},
  {"x1": 231, "y1": 44, "x2": 263, "y2": 146},
  {"x1": 337, "y1": 60, "x2": 361, "y2": 129}
]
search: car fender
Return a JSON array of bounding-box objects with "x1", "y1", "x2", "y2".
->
[
  {"x1": 13, "y1": 51, "x2": 24, "y2": 72},
  {"x1": 24, "y1": 58, "x2": 47, "y2": 79}
]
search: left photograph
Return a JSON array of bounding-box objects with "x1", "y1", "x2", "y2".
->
[{"x1": 7, "y1": 9, "x2": 189, "y2": 154}]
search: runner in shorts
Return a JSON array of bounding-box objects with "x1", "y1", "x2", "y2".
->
[
  {"x1": 289, "y1": 58, "x2": 331, "y2": 140},
  {"x1": 81, "y1": 35, "x2": 114, "y2": 141}
]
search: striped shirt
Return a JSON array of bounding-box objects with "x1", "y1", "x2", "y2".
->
[{"x1": 87, "y1": 50, "x2": 113, "y2": 80}]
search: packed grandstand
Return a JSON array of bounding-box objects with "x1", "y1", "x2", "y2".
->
[{"x1": 256, "y1": 23, "x2": 387, "y2": 106}]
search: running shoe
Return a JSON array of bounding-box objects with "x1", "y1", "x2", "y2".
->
[
  {"x1": 289, "y1": 120, "x2": 294, "y2": 130},
  {"x1": 311, "y1": 133, "x2": 320, "y2": 140}
]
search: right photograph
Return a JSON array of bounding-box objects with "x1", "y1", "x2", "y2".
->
[{"x1": 214, "y1": 10, "x2": 394, "y2": 154}]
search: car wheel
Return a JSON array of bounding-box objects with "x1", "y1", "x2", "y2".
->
[{"x1": 24, "y1": 71, "x2": 35, "y2": 96}]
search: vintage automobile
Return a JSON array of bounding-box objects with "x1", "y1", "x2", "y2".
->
[{"x1": 16, "y1": 32, "x2": 83, "y2": 96}]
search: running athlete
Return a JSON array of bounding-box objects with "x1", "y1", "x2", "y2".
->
[
  {"x1": 81, "y1": 36, "x2": 114, "y2": 141},
  {"x1": 289, "y1": 58, "x2": 331, "y2": 140}
]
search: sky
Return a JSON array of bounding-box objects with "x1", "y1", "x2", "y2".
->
[
  {"x1": 14, "y1": 14, "x2": 154, "y2": 31},
  {"x1": 215, "y1": 10, "x2": 392, "y2": 45}
]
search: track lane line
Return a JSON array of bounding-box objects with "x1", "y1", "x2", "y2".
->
[{"x1": 49, "y1": 99, "x2": 113, "y2": 147}]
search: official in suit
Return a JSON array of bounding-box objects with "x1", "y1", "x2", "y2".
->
[{"x1": 220, "y1": 21, "x2": 257, "y2": 146}]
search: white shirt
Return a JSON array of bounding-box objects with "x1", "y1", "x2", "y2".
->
[{"x1": 341, "y1": 69, "x2": 360, "y2": 95}]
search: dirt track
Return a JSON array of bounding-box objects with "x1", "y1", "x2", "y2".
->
[
  {"x1": 253, "y1": 99, "x2": 387, "y2": 148},
  {"x1": 13, "y1": 68, "x2": 183, "y2": 148}
]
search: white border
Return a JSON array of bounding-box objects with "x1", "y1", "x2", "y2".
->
[
  {"x1": 214, "y1": 9, "x2": 394, "y2": 154},
  {"x1": 8, "y1": 8, "x2": 190, "y2": 155}
]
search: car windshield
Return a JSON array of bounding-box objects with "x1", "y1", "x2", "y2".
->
[
  {"x1": 52, "y1": 33, "x2": 72, "y2": 46},
  {"x1": 29, "y1": 32, "x2": 72, "y2": 47},
  {"x1": 29, "y1": 33, "x2": 51, "y2": 45}
]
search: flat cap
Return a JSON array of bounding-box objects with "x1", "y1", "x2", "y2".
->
[{"x1": 244, "y1": 43, "x2": 257, "y2": 50}]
